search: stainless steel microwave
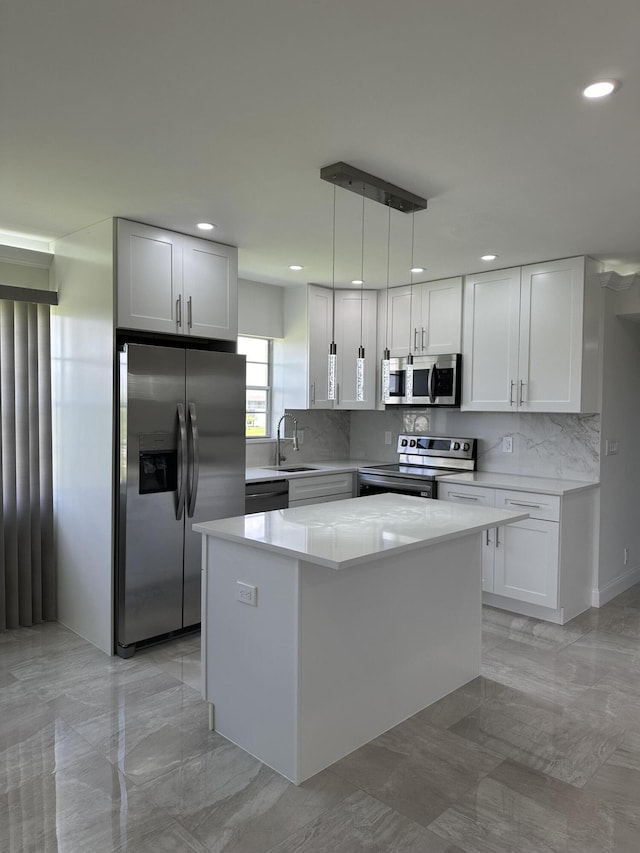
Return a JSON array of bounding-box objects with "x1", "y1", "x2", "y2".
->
[{"x1": 384, "y1": 353, "x2": 462, "y2": 406}]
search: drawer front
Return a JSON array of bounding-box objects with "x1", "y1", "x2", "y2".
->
[
  {"x1": 496, "y1": 490, "x2": 560, "y2": 521},
  {"x1": 288, "y1": 473, "x2": 355, "y2": 503},
  {"x1": 289, "y1": 492, "x2": 353, "y2": 508},
  {"x1": 439, "y1": 483, "x2": 496, "y2": 507}
]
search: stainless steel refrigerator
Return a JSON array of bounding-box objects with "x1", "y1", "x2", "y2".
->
[{"x1": 115, "y1": 342, "x2": 245, "y2": 657}]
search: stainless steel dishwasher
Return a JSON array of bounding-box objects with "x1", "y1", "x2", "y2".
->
[{"x1": 245, "y1": 479, "x2": 289, "y2": 514}]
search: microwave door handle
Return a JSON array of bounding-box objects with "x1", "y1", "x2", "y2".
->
[
  {"x1": 187, "y1": 402, "x2": 200, "y2": 518},
  {"x1": 176, "y1": 403, "x2": 187, "y2": 520},
  {"x1": 429, "y1": 364, "x2": 437, "y2": 403}
]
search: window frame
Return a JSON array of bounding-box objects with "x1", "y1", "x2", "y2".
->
[{"x1": 238, "y1": 335, "x2": 272, "y2": 439}]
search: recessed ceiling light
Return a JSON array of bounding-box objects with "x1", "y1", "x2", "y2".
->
[
  {"x1": 197, "y1": 222, "x2": 216, "y2": 231},
  {"x1": 582, "y1": 79, "x2": 620, "y2": 99},
  {"x1": 288, "y1": 264, "x2": 304, "y2": 271},
  {"x1": 351, "y1": 279, "x2": 364, "y2": 285},
  {"x1": 410, "y1": 267, "x2": 425, "y2": 274},
  {"x1": 481, "y1": 254, "x2": 498, "y2": 261}
]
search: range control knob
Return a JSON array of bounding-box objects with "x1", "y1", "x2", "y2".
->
[
  {"x1": 409, "y1": 439, "x2": 416, "y2": 447},
  {"x1": 462, "y1": 442, "x2": 470, "y2": 452},
  {"x1": 452, "y1": 441, "x2": 461, "y2": 450},
  {"x1": 401, "y1": 438, "x2": 408, "y2": 447}
]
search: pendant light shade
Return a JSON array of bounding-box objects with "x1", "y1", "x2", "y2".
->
[{"x1": 327, "y1": 185, "x2": 337, "y2": 401}]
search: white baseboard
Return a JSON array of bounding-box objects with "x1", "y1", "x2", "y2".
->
[{"x1": 592, "y1": 565, "x2": 640, "y2": 607}]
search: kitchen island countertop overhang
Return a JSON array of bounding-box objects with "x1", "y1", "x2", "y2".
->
[
  {"x1": 195, "y1": 494, "x2": 529, "y2": 785},
  {"x1": 193, "y1": 492, "x2": 529, "y2": 569}
]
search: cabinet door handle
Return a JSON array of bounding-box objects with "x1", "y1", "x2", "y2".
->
[
  {"x1": 448, "y1": 492, "x2": 479, "y2": 501},
  {"x1": 495, "y1": 527, "x2": 501, "y2": 548},
  {"x1": 421, "y1": 328, "x2": 427, "y2": 351},
  {"x1": 520, "y1": 379, "x2": 527, "y2": 404},
  {"x1": 310, "y1": 382, "x2": 315, "y2": 405},
  {"x1": 509, "y1": 380, "x2": 516, "y2": 406},
  {"x1": 336, "y1": 383, "x2": 340, "y2": 406},
  {"x1": 486, "y1": 529, "x2": 491, "y2": 546},
  {"x1": 187, "y1": 296, "x2": 193, "y2": 329},
  {"x1": 507, "y1": 500, "x2": 541, "y2": 509},
  {"x1": 414, "y1": 328, "x2": 419, "y2": 352},
  {"x1": 176, "y1": 294, "x2": 182, "y2": 327}
]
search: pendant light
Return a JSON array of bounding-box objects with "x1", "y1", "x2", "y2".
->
[
  {"x1": 327, "y1": 184, "x2": 337, "y2": 400},
  {"x1": 381, "y1": 203, "x2": 392, "y2": 402},
  {"x1": 404, "y1": 212, "x2": 416, "y2": 404},
  {"x1": 355, "y1": 184, "x2": 366, "y2": 402}
]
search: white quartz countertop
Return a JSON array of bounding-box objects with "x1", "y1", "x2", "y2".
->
[
  {"x1": 193, "y1": 493, "x2": 528, "y2": 570},
  {"x1": 245, "y1": 458, "x2": 380, "y2": 483},
  {"x1": 437, "y1": 471, "x2": 599, "y2": 495}
]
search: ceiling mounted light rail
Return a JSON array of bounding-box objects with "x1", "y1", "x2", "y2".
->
[{"x1": 320, "y1": 162, "x2": 428, "y2": 214}]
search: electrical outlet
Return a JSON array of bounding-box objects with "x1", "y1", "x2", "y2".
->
[
  {"x1": 384, "y1": 431, "x2": 392, "y2": 445},
  {"x1": 236, "y1": 581, "x2": 257, "y2": 606},
  {"x1": 502, "y1": 435, "x2": 513, "y2": 453},
  {"x1": 605, "y1": 439, "x2": 619, "y2": 456},
  {"x1": 297, "y1": 430, "x2": 304, "y2": 445}
]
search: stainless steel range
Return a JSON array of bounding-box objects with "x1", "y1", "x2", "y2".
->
[{"x1": 358, "y1": 434, "x2": 477, "y2": 500}]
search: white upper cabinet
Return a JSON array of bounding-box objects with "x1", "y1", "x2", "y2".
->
[
  {"x1": 281, "y1": 285, "x2": 377, "y2": 410},
  {"x1": 117, "y1": 219, "x2": 237, "y2": 341},
  {"x1": 462, "y1": 257, "x2": 601, "y2": 413},
  {"x1": 380, "y1": 278, "x2": 462, "y2": 359},
  {"x1": 462, "y1": 267, "x2": 521, "y2": 410},
  {"x1": 412, "y1": 278, "x2": 463, "y2": 355},
  {"x1": 334, "y1": 289, "x2": 377, "y2": 410},
  {"x1": 181, "y1": 234, "x2": 237, "y2": 340}
]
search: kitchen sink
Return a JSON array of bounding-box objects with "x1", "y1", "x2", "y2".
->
[{"x1": 262, "y1": 466, "x2": 319, "y2": 473}]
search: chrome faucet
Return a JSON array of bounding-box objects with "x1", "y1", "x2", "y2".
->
[{"x1": 276, "y1": 413, "x2": 299, "y2": 466}]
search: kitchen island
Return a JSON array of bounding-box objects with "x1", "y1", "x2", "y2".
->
[{"x1": 194, "y1": 493, "x2": 528, "y2": 784}]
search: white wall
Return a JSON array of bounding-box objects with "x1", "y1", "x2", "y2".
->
[
  {"x1": 596, "y1": 291, "x2": 640, "y2": 603},
  {"x1": 50, "y1": 219, "x2": 115, "y2": 654},
  {"x1": 238, "y1": 278, "x2": 284, "y2": 338}
]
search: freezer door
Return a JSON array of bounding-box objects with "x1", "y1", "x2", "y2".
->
[
  {"x1": 183, "y1": 350, "x2": 246, "y2": 626},
  {"x1": 118, "y1": 344, "x2": 187, "y2": 648}
]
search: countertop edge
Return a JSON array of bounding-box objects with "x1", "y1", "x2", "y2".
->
[
  {"x1": 436, "y1": 472, "x2": 600, "y2": 495},
  {"x1": 193, "y1": 506, "x2": 529, "y2": 570}
]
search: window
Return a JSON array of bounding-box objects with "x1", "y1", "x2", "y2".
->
[{"x1": 238, "y1": 336, "x2": 271, "y2": 438}]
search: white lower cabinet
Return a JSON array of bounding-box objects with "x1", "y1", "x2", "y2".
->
[
  {"x1": 288, "y1": 472, "x2": 355, "y2": 507},
  {"x1": 439, "y1": 481, "x2": 596, "y2": 624}
]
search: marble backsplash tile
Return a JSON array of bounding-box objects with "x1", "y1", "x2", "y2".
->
[
  {"x1": 248, "y1": 408, "x2": 600, "y2": 481},
  {"x1": 245, "y1": 410, "x2": 351, "y2": 467},
  {"x1": 351, "y1": 409, "x2": 601, "y2": 481}
]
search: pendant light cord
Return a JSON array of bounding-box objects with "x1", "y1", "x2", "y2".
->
[
  {"x1": 385, "y1": 204, "x2": 391, "y2": 352},
  {"x1": 360, "y1": 185, "x2": 365, "y2": 347},
  {"x1": 331, "y1": 184, "x2": 336, "y2": 340}
]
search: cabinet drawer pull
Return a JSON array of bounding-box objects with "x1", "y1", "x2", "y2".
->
[
  {"x1": 448, "y1": 492, "x2": 479, "y2": 501},
  {"x1": 507, "y1": 500, "x2": 542, "y2": 509}
]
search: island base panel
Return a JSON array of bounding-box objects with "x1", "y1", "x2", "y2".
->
[{"x1": 203, "y1": 533, "x2": 482, "y2": 784}]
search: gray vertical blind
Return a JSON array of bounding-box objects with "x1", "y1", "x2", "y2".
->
[{"x1": 0, "y1": 300, "x2": 55, "y2": 629}]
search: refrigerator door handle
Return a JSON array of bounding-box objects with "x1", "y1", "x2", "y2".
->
[
  {"x1": 176, "y1": 403, "x2": 187, "y2": 520},
  {"x1": 187, "y1": 402, "x2": 200, "y2": 518}
]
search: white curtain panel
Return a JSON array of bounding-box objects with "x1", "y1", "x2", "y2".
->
[{"x1": 0, "y1": 300, "x2": 55, "y2": 629}]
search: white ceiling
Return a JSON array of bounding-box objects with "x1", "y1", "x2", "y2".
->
[{"x1": 2, "y1": 0, "x2": 640, "y2": 288}]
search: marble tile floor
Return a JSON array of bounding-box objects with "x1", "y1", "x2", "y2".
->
[{"x1": 3, "y1": 587, "x2": 640, "y2": 852}]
